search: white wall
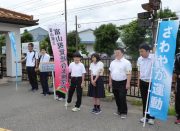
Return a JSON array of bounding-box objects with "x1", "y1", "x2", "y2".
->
[
  {"x1": 86, "y1": 44, "x2": 94, "y2": 54},
  {"x1": 79, "y1": 30, "x2": 95, "y2": 42},
  {"x1": 0, "y1": 22, "x2": 22, "y2": 78}
]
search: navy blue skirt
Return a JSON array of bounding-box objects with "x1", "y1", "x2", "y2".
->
[{"x1": 88, "y1": 76, "x2": 105, "y2": 98}]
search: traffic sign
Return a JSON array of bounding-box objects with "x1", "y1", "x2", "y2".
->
[
  {"x1": 138, "y1": 12, "x2": 152, "y2": 19},
  {"x1": 138, "y1": 19, "x2": 152, "y2": 28}
]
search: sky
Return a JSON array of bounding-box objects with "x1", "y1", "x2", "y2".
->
[{"x1": 0, "y1": 0, "x2": 180, "y2": 32}]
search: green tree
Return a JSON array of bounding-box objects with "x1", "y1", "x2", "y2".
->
[
  {"x1": 94, "y1": 24, "x2": 119, "y2": 56},
  {"x1": 67, "y1": 31, "x2": 79, "y2": 57},
  {"x1": 158, "y1": 8, "x2": 177, "y2": 19},
  {"x1": 40, "y1": 35, "x2": 52, "y2": 55},
  {"x1": 119, "y1": 20, "x2": 147, "y2": 59},
  {"x1": 67, "y1": 31, "x2": 88, "y2": 58},
  {"x1": 21, "y1": 29, "x2": 33, "y2": 43}
]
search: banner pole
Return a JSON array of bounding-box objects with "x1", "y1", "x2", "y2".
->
[
  {"x1": 15, "y1": 47, "x2": 18, "y2": 91},
  {"x1": 64, "y1": 0, "x2": 69, "y2": 110},
  {"x1": 143, "y1": 20, "x2": 161, "y2": 127},
  {"x1": 15, "y1": 57, "x2": 18, "y2": 91},
  {"x1": 65, "y1": 92, "x2": 68, "y2": 110},
  {"x1": 52, "y1": 71, "x2": 56, "y2": 100},
  {"x1": 65, "y1": 71, "x2": 69, "y2": 110}
]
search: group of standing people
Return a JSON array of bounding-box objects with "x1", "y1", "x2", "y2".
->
[
  {"x1": 18, "y1": 42, "x2": 180, "y2": 125},
  {"x1": 18, "y1": 43, "x2": 50, "y2": 96},
  {"x1": 65, "y1": 44, "x2": 155, "y2": 125}
]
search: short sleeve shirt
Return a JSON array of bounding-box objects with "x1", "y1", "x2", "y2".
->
[
  {"x1": 69, "y1": 62, "x2": 86, "y2": 77},
  {"x1": 89, "y1": 61, "x2": 104, "y2": 76},
  {"x1": 109, "y1": 58, "x2": 132, "y2": 81},
  {"x1": 40, "y1": 53, "x2": 50, "y2": 63},
  {"x1": 25, "y1": 51, "x2": 39, "y2": 67},
  {"x1": 137, "y1": 54, "x2": 154, "y2": 81}
]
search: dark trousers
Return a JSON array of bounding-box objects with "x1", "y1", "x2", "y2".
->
[
  {"x1": 112, "y1": 80, "x2": 127, "y2": 115},
  {"x1": 67, "y1": 77, "x2": 82, "y2": 108},
  {"x1": 26, "y1": 67, "x2": 38, "y2": 90},
  {"x1": 140, "y1": 80, "x2": 155, "y2": 119},
  {"x1": 40, "y1": 72, "x2": 49, "y2": 94},
  {"x1": 175, "y1": 78, "x2": 180, "y2": 119}
]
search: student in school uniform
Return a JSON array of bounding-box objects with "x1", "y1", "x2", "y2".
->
[
  {"x1": 65, "y1": 52, "x2": 86, "y2": 112},
  {"x1": 137, "y1": 44, "x2": 155, "y2": 125},
  {"x1": 109, "y1": 47, "x2": 132, "y2": 119},
  {"x1": 39, "y1": 48, "x2": 50, "y2": 96},
  {"x1": 88, "y1": 53, "x2": 105, "y2": 114},
  {"x1": 18, "y1": 43, "x2": 39, "y2": 92}
]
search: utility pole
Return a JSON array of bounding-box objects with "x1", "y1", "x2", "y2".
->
[
  {"x1": 75, "y1": 15, "x2": 78, "y2": 51},
  {"x1": 64, "y1": 0, "x2": 68, "y2": 46},
  {"x1": 152, "y1": 10, "x2": 158, "y2": 47},
  {"x1": 138, "y1": 0, "x2": 161, "y2": 46}
]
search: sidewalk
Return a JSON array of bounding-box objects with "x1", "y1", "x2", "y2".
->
[{"x1": 0, "y1": 81, "x2": 179, "y2": 131}]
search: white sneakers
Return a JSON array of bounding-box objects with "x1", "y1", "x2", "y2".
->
[
  {"x1": 72, "y1": 107, "x2": 80, "y2": 112},
  {"x1": 56, "y1": 97, "x2": 65, "y2": 101},
  {"x1": 148, "y1": 119, "x2": 155, "y2": 125},
  {"x1": 120, "y1": 114, "x2": 127, "y2": 119},
  {"x1": 140, "y1": 117, "x2": 155, "y2": 125},
  {"x1": 64, "y1": 103, "x2": 80, "y2": 112},
  {"x1": 140, "y1": 117, "x2": 147, "y2": 123},
  {"x1": 64, "y1": 102, "x2": 69, "y2": 107}
]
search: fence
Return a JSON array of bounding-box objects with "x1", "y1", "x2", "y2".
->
[
  {"x1": 0, "y1": 57, "x2": 3, "y2": 79},
  {"x1": 0, "y1": 57, "x2": 177, "y2": 98},
  {"x1": 21, "y1": 58, "x2": 148, "y2": 98}
]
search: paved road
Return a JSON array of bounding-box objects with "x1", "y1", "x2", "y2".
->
[{"x1": 0, "y1": 81, "x2": 179, "y2": 131}]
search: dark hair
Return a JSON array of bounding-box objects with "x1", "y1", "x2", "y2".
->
[
  {"x1": 91, "y1": 53, "x2": 100, "y2": 62},
  {"x1": 115, "y1": 47, "x2": 125, "y2": 54},
  {"x1": 41, "y1": 48, "x2": 46, "y2": 51},
  {"x1": 139, "y1": 43, "x2": 151, "y2": 51},
  {"x1": 28, "y1": 43, "x2": 34, "y2": 47},
  {"x1": 73, "y1": 51, "x2": 82, "y2": 58}
]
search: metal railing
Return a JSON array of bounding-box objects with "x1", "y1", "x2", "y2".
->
[{"x1": 1, "y1": 57, "x2": 177, "y2": 98}]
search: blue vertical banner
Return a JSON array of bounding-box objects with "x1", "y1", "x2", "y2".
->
[
  {"x1": 8, "y1": 32, "x2": 18, "y2": 89},
  {"x1": 148, "y1": 20, "x2": 179, "y2": 120}
]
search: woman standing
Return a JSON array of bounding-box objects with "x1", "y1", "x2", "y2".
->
[{"x1": 88, "y1": 53, "x2": 105, "y2": 114}]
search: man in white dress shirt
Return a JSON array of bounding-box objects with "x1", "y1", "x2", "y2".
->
[
  {"x1": 18, "y1": 43, "x2": 39, "y2": 92},
  {"x1": 137, "y1": 44, "x2": 155, "y2": 125},
  {"x1": 109, "y1": 47, "x2": 132, "y2": 119}
]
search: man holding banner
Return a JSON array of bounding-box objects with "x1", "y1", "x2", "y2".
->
[
  {"x1": 137, "y1": 44, "x2": 155, "y2": 125},
  {"x1": 175, "y1": 53, "x2": 180, "y2": 124}
]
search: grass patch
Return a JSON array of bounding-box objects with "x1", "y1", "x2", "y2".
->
[
  {"x1": 168, "y1": 106, "x2": 176, "y2": 116},
  {"x1": 105, "y1": 89, "x2": 113, "y2": 97},
  {"x1": 130, "y1": 100, "x2": 142, "y2": 106},
  {"x1": 127, "y1": 97, "x2": 142, "y2": 106}
]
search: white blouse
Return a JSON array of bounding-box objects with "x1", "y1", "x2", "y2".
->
[{"x1": 89, "y1": 61, "x2": 104, "y2": 76}]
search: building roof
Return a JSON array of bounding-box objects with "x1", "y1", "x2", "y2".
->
[
  {"x1": 78, "y1": 28, "x2": 94, "y2": 33},
  {"x1": 29, "y1": 27, "x2": 48, "y2": 32},
  {"x1": 0, "y1": 7, "x2": 38, "y2": 26}
]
